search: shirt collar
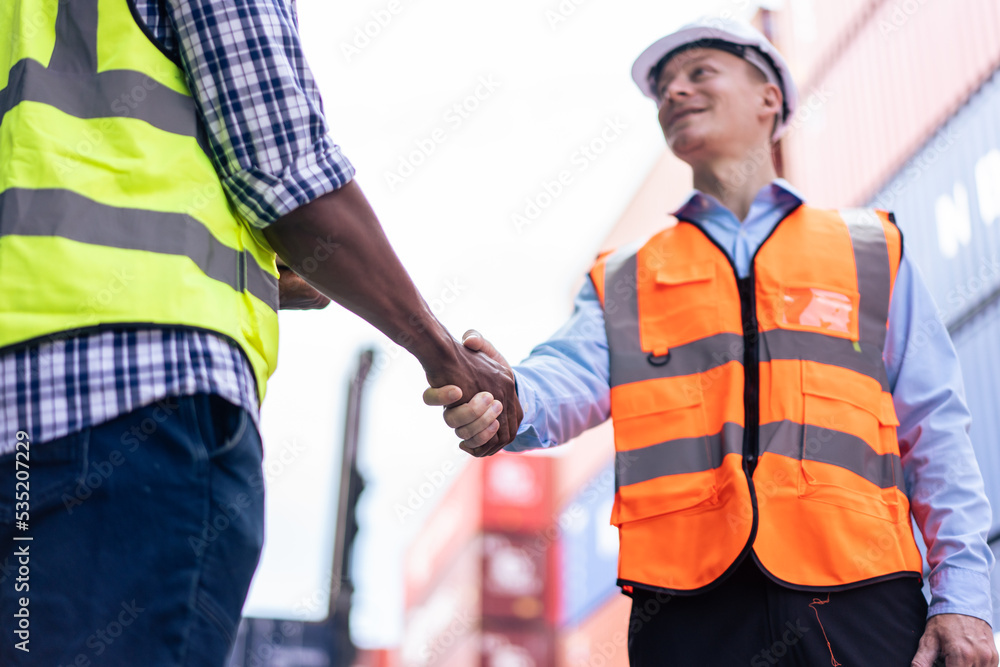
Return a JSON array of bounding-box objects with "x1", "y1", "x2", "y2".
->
[{"x1": 672, "y1": 178, "x2": 806, "y2": 221}]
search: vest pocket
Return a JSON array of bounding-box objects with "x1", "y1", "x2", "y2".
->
[
  {"x1": 797, "y1": 366, "x2": 901, "y2": 522},
  {"x1": 771, "y1": 283, "x2": 860, "y2": 341},
  {"x1": 641, "y1": 261, "x2": 721, "y2": 350},
  {"x1": 612, "y1": 380, "x2": 720, "y2": 524},
  {"x1": 613, "y1": 462, "x2": 721, "y2": 526}
]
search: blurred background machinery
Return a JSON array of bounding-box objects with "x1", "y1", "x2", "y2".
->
[{"x1": 227, "y1": 351, "x2": 374, "y2": 667}]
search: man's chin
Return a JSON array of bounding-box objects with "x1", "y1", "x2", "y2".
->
[{"x1": 665, "y1": 132, "x2": 706, "y2": 161}]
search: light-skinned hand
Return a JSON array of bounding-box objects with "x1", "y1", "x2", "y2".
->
[
  {"x1": 911, "y1": 613, "x2": 998, "y2": 667},
  {"x1": 423, "y1": 330, "x2": 522, "y2": 457}
]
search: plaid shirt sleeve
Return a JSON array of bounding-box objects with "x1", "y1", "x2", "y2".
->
[{"x1": 164, "y1": 0, "x2": 355, "y2": 228}]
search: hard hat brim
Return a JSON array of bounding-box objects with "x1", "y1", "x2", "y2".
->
[{"x1": 631, "y1": 22, "x2": 799, "y2": 140}]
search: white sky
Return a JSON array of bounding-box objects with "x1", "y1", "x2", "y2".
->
[{"x1": 242, "y1": 0, "x2": 759, "y2": 648}]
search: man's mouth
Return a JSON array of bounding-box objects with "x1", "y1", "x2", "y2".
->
[{"x1": 668, "y1": 108, "x2": 704, "y2": 129}]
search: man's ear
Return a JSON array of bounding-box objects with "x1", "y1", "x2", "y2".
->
[
  {"x1": 760, "y1": 83, "x2": 783, "y2": 138},
  {"x1": 760, "y1": 82, "x2": 782, "y2": 117}
]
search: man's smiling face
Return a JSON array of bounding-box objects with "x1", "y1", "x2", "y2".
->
[{"x1": 655, "y1": 47, "x2": 779, "y2": 164}]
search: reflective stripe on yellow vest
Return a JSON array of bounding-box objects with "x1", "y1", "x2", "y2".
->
[
  {"x1": 590, "y1": 205, "x2": 923, "y2": 593},
  {"x1": 0, "y1": 0, "x2": 279, "y2": 401}
]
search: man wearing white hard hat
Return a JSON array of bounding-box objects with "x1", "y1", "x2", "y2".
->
[{"x1": 425, "y1": 16, "x2": 996, "y2": 666}]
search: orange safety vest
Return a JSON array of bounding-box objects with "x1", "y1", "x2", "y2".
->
[{"x1": 590, "y1": 205, "x2": 923, "y2": 594}]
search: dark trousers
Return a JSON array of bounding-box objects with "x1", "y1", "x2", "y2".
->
[
  {"x1": 0, "y1": 394, "x2": 264, "y2": 666},
  {"x1": 628, "y1": 556, "x2": 927, "y2": 666}
]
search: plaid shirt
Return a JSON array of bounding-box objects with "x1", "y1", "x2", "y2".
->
[{"x1": 0, "y1": 0, "x2": 355, "y2": 453}]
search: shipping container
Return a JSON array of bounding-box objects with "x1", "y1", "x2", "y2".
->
[
  {"x1": 559, "y1": 460, "x2": 619, "y2": 628},
  {"x1": 404, "y1": 454, "x2": 560, "y2": 665},
  {"x1": 864, "y1": 64, "x2": 1000, "y2": 610},
  {"x1": 354, "y1": 648, "x2": 401, "y2": 667},
  {"x1": 483, "y1": 454, "x2": 554, "y2": 533},
  {"x1": 405, "y1": 461, "x2": 483, "y2": 608},
  {"x1": 420, "y1": 620, "x2": 557, "y2": 666},
  {"x1": 780, "y1": 0, "x2": 1000, "y2": 207},
  {"x1": 402, "y1": 538, "x2": 483, "y2": 667},
  {"x1": 867, "y1": 66, "x2": 1000, "y2": 326},
  {"x1": 772, "y1": 0, "x2": 874, "y2": 86},
  {"x1": 552, "y1": 424, "x2": 615, "y2": 513},
  {"x1": 404, "y1": 530, "x2": 560, "y2": 666},
  {"x1": 558, "y1": 593, "x2": 631, "y2": 667},
  {"x1": 482, "y1": 532, "x2": 551, "y2": 623},
  {"x1": 481, "y1": 629, "x2": 555, "y2": 667},
  {"x1": 436, "y1": 631, "x2": 480, "y2": 667},
  {"x1": 407, "y1": 453, "x2": 557, "y2": 608}
]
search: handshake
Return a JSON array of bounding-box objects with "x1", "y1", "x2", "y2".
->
[
  {"x1": 274, "y1": 261, "x2": 519, "y2": 456},
  {"x1": 422, "y1": 330, "x2": 522, "y2": 457}
]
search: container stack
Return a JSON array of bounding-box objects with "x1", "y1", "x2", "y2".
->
[{"x1": 401, "y1": 455, "x2": 558, "y2": 666}]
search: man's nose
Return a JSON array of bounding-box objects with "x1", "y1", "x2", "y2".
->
[
  {"x1": 659, "y1": 78, "x2": 691, "y2": 108},
  {"x1": 667, "y1": 77, "x2": 693, "y2": 100}
]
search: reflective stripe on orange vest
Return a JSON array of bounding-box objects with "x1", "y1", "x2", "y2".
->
[{"x1": 592, "y1": 205, "x2": 922, "y2": 593}]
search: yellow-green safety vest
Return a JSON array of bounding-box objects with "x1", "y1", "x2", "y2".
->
[{"x1": 0, "y1": 0, "x2": 280, "y2": 401}]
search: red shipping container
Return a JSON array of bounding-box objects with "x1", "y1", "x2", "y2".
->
[
  {"x1": 404, "y1": 465, "x2": 482, "y2": 609},
  {"x1": 482, "y1": 533, "x2": 549, "y2": 623},
  {"x1": 402, "y1": 538, "x2": 482, "y2": 667},
  {"x1": 482, "y1": 454, "x2": 553, "y2": 533},
  {"x1": 355, "y1": 648, "x2": 401, "y2": 667},
  {"x1": 436, "y1": 631, "x2": 481, "y2": 667},
  {"x1": 481, "y1": 629, "x2": 555, "y2": 667}
]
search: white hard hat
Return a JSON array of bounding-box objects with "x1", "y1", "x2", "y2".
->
[{"x1": 631, "y1": 17, "x2": 798, "y2": 140}]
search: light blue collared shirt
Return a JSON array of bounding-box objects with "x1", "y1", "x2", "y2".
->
[{"x1": 509, "y1": 179, "x2": 994, "y2": 624}]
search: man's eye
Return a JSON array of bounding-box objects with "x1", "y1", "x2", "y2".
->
[{"x1": 691, "y1": 67, "x2": 705, "y2": 78}]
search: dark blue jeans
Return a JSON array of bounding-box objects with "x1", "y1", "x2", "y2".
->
[{"x1": 0, "y1": 394, "x2": 265, "y2": 666}]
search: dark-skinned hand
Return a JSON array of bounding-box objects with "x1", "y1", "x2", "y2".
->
[{"x1": 423, "y1": 330, "x2": 523, "y2": 457}]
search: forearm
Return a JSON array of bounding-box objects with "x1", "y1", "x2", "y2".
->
[
  {"x1": 905, "y1": 419, "x2": 994, "y2": 622},
  {"x1": 263, "y1": 180, "x2": 457, "y2": 370},
  {"x1": 903, "y1": 409, "x2": 993, "y2": 622},
  {"x1": 505, "y1": 281, "x2": 612, "y2": 451},
  {"x1": 885, "y1": 256, "x2": 995, "y2": 623}
]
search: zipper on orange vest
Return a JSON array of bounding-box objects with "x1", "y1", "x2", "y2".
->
[
  {"x1": 738, "y1": 274, "x2": 761, "y2": 475},
  {"x1": 668, "y1": 207, "x2": 803, "y2": 592},
  {"x1": 625, "y1": 216, "x2": 777, "y2": 596}
]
